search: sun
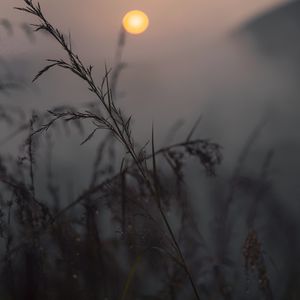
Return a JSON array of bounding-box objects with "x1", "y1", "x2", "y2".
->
[{"x1": 122, "y1": 10, "x2": 149, "y2": 35}]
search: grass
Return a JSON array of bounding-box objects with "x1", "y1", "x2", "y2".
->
[{"x1": 0, "y1": 0, "x2": 298, "y2": 299}]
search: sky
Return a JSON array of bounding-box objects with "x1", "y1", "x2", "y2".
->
[
  {"x1": 1, "y1": 0, "x2": 299, "y2": 203},
  {"x1": 0, "y1": 0, "x2": 286, "y2": 118},
  {"x1": 1, "y1": 0, "x2": 286, "y2": 67}
]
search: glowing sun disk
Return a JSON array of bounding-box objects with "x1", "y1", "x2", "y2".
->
[{"x1": 122, "y1": 10, "x2": 149, "y2": 35}]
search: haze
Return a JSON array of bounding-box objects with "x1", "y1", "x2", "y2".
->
[
  {"x1": 1, "y1": 0, "x2": 297, "y2": 193},
  {"x1": 1, "y1": 2, "x2": 300, "y2": 297}
]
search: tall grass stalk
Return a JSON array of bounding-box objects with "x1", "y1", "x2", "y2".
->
[{"x1": 14, "y1": 0, "x2": 224, "y2": 298}]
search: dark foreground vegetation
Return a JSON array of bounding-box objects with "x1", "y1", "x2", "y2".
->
[{"x1": 0, "y1": 1, "x2": 299, "y2": 299}]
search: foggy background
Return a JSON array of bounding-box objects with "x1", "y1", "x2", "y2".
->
[
  {"x1": 0, "y1": 0, "x2": 298, "y2": 199},
  {"x1": 1, "y1": 0, "x2": 300, "y2": 296}
]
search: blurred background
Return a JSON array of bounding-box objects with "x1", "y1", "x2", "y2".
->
[{"x1": 1, "y1": 0, "x2": 300, "y2": 298}]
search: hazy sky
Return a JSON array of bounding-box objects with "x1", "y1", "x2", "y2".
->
[
  {"x1": 1, "y1": 0, "x2": 285, "y2": 59},
  {"x1": 1, "y1": 0, "x2": 296, "y2": 149},
  {"x1": 1, "y1": 0, "x2": 300, "y2": 241},
  {"x1": 1, "y1": 1, "x2": 294, "y2": 145},
  {"x1": 1, "y1": 0, "x2": 299, "y2": 196}
]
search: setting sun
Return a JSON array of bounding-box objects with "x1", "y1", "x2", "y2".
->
[{"x1": 122, "y1": 10, "x2": 149, "y2": 35}]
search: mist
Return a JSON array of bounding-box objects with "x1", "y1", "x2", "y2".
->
[{"x1": 0, "y1": 0, "x2": 299, "y2": 299}]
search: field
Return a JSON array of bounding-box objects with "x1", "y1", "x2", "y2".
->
[{"x1": 0, "y1": 1, "x2": 299, "y2": 299}]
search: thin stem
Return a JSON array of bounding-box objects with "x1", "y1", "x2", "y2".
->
[{"x1": 16, "y1": 1, "x2": 202, "y2": 298}]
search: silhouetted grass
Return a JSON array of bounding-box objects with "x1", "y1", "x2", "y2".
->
[{"x1": 0, "y1": 0, "x2": 298, "y2": 299}]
